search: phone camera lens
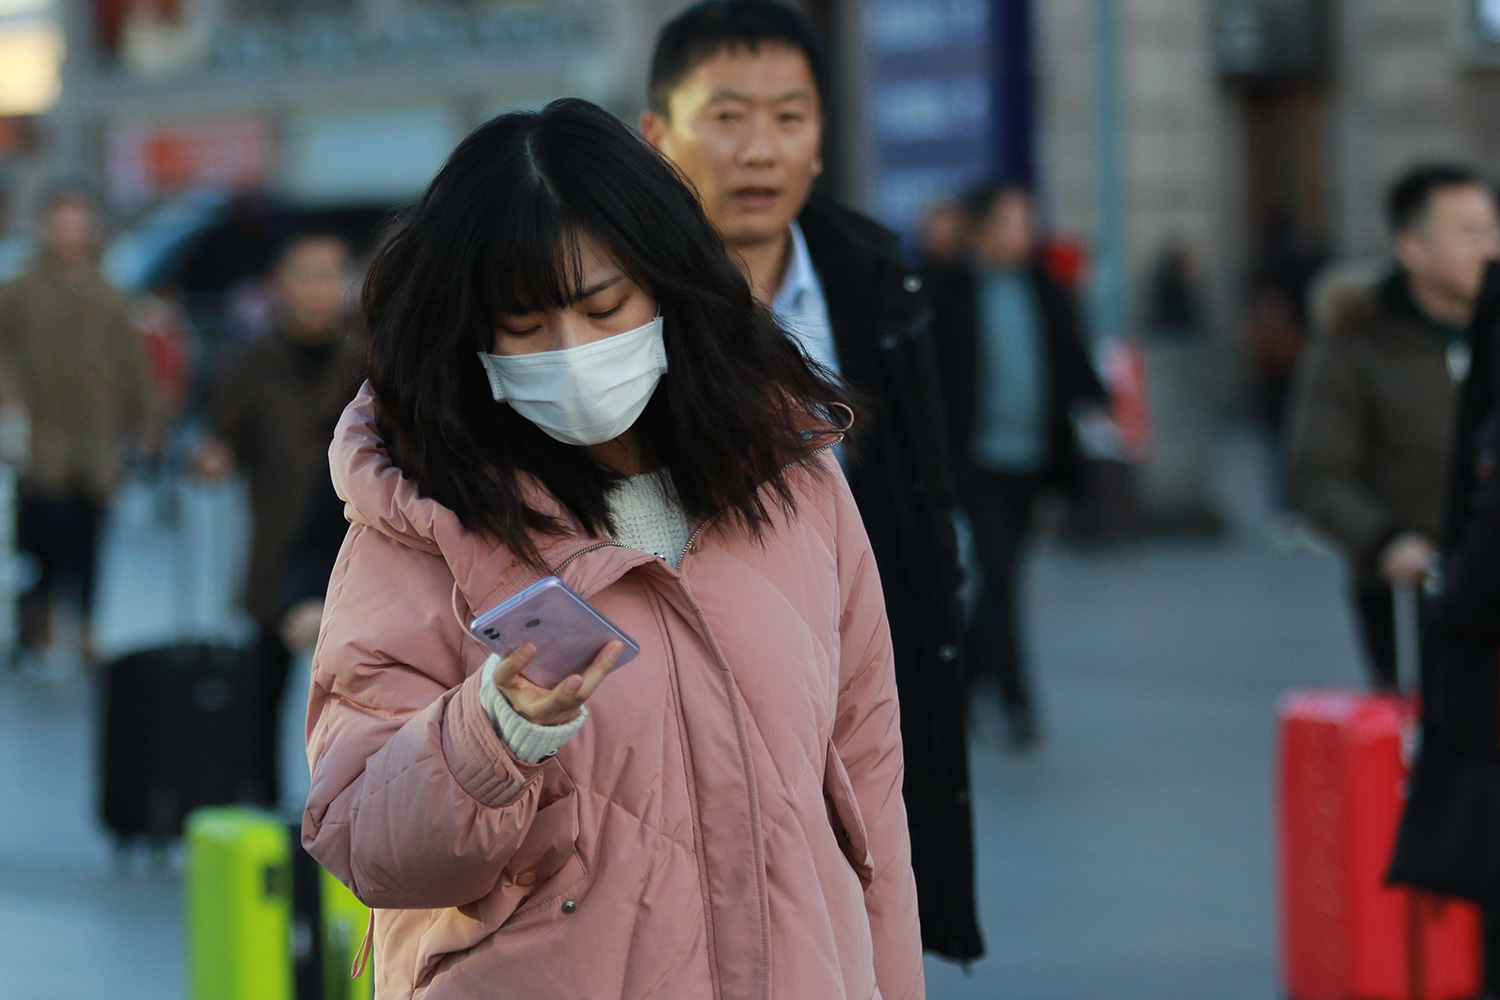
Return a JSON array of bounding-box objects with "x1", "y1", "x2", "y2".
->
[{"x1": 524, "y1": 618, "x2": 541, "y2": 629}]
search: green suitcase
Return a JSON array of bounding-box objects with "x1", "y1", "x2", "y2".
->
[
  {"x1": 186, "y1": 807, "x2": 293, "y2": 1000},
  {"x1": 320, "y1": 867, "x2": 374, "y2": 1000},
  {"x1": 186, "y1": 806, "x2": 373, "y2": 1000}
]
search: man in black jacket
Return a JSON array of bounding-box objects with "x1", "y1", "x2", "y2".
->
[
  {"x1": 924, "y1": 182, "x2": 1109, "y2": 746},
  {"x1": 643, "y1": 0, "x2": 982, "y2": 961}
]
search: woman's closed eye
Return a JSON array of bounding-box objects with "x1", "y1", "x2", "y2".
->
[{"x1": 588, "y1": 301, "x2": 625, "y2": 321}]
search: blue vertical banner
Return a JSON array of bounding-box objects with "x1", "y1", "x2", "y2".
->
[{"x1": 862, "y1": 0, "x2": 1033, "y2": 236}]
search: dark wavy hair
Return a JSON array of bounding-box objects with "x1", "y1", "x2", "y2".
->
[{"x1": 362, "y1": 98, "x2": 852, "y2": 568}]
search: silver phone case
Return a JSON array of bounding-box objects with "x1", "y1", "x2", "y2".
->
[{"x1": 470, "y1": 576, "x2": 640, "y2": 689}]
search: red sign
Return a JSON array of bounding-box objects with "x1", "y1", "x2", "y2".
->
[
  {"x1": 105, "y1": 117, "x2": 276, "y2": 204},
  {"x1": 0, "y1": 117, "x2": 37, "y2": 157}
]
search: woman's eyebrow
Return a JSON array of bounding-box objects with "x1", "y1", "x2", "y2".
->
[{"x1": 570, "y1": 275, "x2": 624, "y2": 303}]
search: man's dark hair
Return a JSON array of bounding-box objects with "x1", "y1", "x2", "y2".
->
[
  {"x1": 649, "y1": 0, "x2": 828, "y2": 116},
  {"x1": 363, "y1": 98, "x2": 851, "y2": 569},
  {"x1": 1386, "y1": 163, "x2": 1490, "y2": 234},
  {"x1": 962, "y1": 180, "x2": 1033, "y2": 224},
  {"x1": 271, "y1": 231, "x2": 351, "y2": 272},
  {"x1": 34, "y1": 180, "x2": 101, "y2": 218}
]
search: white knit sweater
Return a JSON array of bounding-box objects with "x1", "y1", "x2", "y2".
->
[
  {"x1": 604, "y1": 471, "x2": 693, "y2": 571},
  {"x1": 481, "y1": 471, "x2": 691, "y2": 761}
]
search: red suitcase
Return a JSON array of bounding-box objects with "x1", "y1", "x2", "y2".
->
[{"x1": 1277, "y1": 688, "x2": 1483, "y2": 1000}]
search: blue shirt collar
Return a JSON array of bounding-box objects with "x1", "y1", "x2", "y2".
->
[{"x1": 772, "y1": 222, "x2": 817, "y2": 316}]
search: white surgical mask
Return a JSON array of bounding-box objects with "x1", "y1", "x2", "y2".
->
[{"x1": 477, "y1": 314, "x2": 668, "y2": 446}]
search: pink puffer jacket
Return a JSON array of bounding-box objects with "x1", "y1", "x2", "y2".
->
[{"x1": 302, "y1": 385, "x2": 924, "y2": 1000}]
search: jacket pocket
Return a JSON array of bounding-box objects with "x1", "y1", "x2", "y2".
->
[
  {"x1": 824, "y1": 741, "x2": 874, "y2": 888},
  {"x1": 413, "y1": 787, "x2": 586, "y2": 989},
  {"x1": 503, "y1": 789, "x2": 588, "y2": 923}
]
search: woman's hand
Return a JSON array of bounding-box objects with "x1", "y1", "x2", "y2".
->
[{"x1": 491, "y1": 641, "x2": 623, "y2": 726}]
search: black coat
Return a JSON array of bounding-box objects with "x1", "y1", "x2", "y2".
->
[
  {"x1": 798, "y1": 195, "x2": 983, "y2": 960},
  {"x1": 922, "y1": 260, "x2": 1108, "y2": 487},
  {"x1": 1425, "y1": 262, "x2": 1500, "y2": 751},
  {"x1": 1388, "y1": 262, "x2": 1500, "y2": 902}
]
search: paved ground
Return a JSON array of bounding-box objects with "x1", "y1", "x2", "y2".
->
[{"x1": 0, "y1": 430, "x2": 1363, "y2": 998}]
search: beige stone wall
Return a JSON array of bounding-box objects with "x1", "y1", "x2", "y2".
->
[
  {"x1": 1037, "y1": 0, "x2": 1241, "y2": 345},
  {"x1": 1038, "y1": 0, "x2": 1500, "y2": 348},
  {"x1": 1329, "y1": 1, "x2": 1472, "y2": 258}
]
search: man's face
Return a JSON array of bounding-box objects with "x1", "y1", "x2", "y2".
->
[
  {"x1": 272, "y1": 238, "x2": 350, "y2": 342},
  {"x1": 41, "y1": 198, "x2": 99, "y2": 261},
  {"x1": 920, "y1": 202, "x2": 967, "y2": 264},
  {"x1": 643, "y1": 43, "x2": 823, "y2": 251},
  {"x1": 972, "y1": 191, "x2": 1036, "y2": 270},
  {"x1": 1396, "y1": 184, "x2": 1500, "y2": 307}
]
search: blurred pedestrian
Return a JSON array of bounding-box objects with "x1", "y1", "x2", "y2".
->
[
  {"x1": 194, "y1": 232, "x2": 363, "y2": 802},
  {"x1": 277, "y1": 473, "x2": 347, "y2": 655},
  {"x1": 924, "y1": 181, "x2": 1109, "y2": 747},
  {"x1": 0, "y1": 184, "x2": 161, "y2": 670},
  {"x1": 918, "y1": 199, "x2": 967, "y2": 269},
  {"x1": 1146, "y1": 239, "x2": 1202, "y2": 342},
  {"x1": 1388, "y1": 259, "x2": 1500, "y2": 997},
  {"x1": 642, "y1": 0, "x2": 981, "y2": 961},
  {"x1": 1246, "y1": 212, "x2": 1324, "y2": 510},
  {"x1": 303, "y1": 100, "x2": 922, "y2": 1000},
  {"x1": 132, "y1": 285, "x2": 195, "y2": 420},
  {"x1": 1285, "y1": 164, "x2": 1500, "y2": 689}
]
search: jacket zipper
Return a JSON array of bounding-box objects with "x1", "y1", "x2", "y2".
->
[
  {"x1": 553, "y1": 539, "x2": 625, "y2": 575},
  {"x1": 552, "y1": 436, "x2": 840, "y2": 996},
  {"x1": 552, "y1": 437, "x2": 842, "y2": 576}
]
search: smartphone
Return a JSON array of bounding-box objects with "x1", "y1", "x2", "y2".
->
[{"x1": 470, "y1": 576, "x2": 640, "y2": 689}]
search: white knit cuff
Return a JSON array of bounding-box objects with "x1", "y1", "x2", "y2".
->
[{"x1": 478, "y1": 654, "x2": 589, "y2": 764}]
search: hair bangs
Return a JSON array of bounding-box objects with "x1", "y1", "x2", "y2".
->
[{"x1": 481, "y1": 197, "x2": 591, "y2": 323}]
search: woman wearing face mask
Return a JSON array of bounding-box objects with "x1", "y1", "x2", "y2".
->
[{"x1": 301, "y1": 99, "x2": 924, "y2": 1000}]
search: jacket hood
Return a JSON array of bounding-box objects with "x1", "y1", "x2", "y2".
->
[
  {"x1": 329, "y1": 382, "x2": 647, "y2": 618},
  {"x1": 1310, "y1": 263, "x2": 1452, "y2": 343},
  {"x1": 330, "y1": 382, "x2": 451, "y2": 559},
  {"x1": 1309, "y1": 261, "x2": 1390, "y2": 338}
]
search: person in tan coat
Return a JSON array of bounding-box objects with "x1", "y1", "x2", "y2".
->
[
  {"x1": 1286, "y1": 164, "x2": 1500, "y2": 688},
  {"x1": 0, "y1": 186, "x2": 159, "y2": 665}
]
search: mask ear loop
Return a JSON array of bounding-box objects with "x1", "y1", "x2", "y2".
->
[
  {"x1": 823, "y1": 402, "x2": 855, "y2": 435},
  {"x1": 799, "y1": 403, "x2": 854, "y2": 448}
]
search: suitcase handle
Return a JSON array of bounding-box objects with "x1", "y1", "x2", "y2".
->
[{"x1": 1393, "y1": 583, "x2": 1420, "y2": 695}]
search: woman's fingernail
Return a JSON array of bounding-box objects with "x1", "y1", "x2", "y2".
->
[{"x1": 564, "y1": 676, "x2": 583, "y2": 694}]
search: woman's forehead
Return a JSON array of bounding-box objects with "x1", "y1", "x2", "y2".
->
[
  {"x1": 496, "y1": 229, "x2": 630, "y2": 316},
  {"x1": 574, "y1": 233, "x2": 624, "y2": 280}
]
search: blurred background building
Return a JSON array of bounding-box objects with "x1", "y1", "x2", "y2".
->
[{"x1": 3, "y1": 0, "x2": 1500, "y2": 442}]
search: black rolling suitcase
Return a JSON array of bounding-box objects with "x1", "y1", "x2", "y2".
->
[
  {"x1": 100, "y1": 643, "x2": 271, "y2": 844},
  {"x1": 98, "y1": 471, "x2": 273, "y2": 846}
]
